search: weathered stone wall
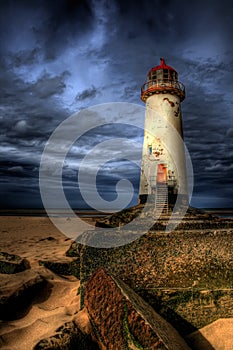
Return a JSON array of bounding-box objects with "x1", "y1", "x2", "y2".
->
[
  {"x1": 96, "y1": 205, "x2": 233, "y2": 231},
  {"x1": 77, "y1": 215, "x2": 233, "y2": 335},
  {"x1": 84, "y1": 268, "x2": 191, "y2": 350},
  {"x1": 82, "y1": 229, "x2": 233, "y2": 287}
]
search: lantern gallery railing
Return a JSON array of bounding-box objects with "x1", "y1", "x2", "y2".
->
[{"x1": 141, "y1": 80, "x2": 185, "y2": 102}]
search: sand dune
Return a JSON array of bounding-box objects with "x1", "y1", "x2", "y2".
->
[
  {"x1": 0, "y1": 216, "x2": 86, "y2": 349},
  {"x1": 0, "y1": 273, "x2": 80, "y2": 349}
]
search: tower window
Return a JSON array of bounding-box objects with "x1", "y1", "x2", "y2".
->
[{"x1": 155, "y1": 70, "x2": 163, "y2": 81}]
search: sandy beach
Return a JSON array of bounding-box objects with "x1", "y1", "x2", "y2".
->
[{"x1": 0, "y1": 215, "x2": 95, "y2": 349}]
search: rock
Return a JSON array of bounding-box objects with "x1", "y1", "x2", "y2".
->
[
  {"x1": 84, "y1": 268, "x2": 191, "y2": 350},
  {"x1": 66, "y1": 241, "x2": 81, "y2": 257},
  {"x1": 0, "y1": 251, "x2": 30, "y2": 274},
  {"x1": 0, "y1": 269, "x2": 47, "y2": 320},
  {"x1": 37, "y1": 242, "x2": 81, "y2": 279},
  {"x1": 95, "y1": 204, "x2": 145, "y2": 228},
  {"x1": 34, "y1": 321, "x2": 99, "y2": 350},
  {"x1": 39, "y1": 258, "x2": 80, "y2": 279},
  {"x1": 39, "y1": 236, "x2": 56, "y2": 241}
]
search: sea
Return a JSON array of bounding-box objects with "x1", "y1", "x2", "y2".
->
[
  {"x1": 0, "y1": 208, "x2": 233, "y2": 219},
  {"x1": 0, "y1": 209, "x2": 109, "y2": 218}
]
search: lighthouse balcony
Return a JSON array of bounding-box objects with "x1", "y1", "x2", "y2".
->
[{"x1": 141, "y1": 79, "x2": 185, "y2": 102}]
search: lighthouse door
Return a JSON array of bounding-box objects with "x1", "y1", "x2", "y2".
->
[{"x1": 157, "y1": 163, "x2": 167, "y2": 184}]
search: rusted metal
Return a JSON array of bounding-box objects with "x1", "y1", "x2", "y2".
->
[
  {"x1": 163, "y1": 97, "x2": 175, "y2": 107},
  {"x1": 141, "y1": 80, "x2": 185, "y2": 102}
]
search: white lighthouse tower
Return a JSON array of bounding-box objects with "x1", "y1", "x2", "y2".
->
[{"x1": 139, "y1": 58, "x2": 187, "y2": 210}]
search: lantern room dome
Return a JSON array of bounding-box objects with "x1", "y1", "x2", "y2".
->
[{"x1": 148, "y1": 58, "x2": 177, "y2": 75}]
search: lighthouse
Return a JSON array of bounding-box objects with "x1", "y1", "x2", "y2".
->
[{"x1": 139, "y1": 58, "x2": 187, "y2": 210}]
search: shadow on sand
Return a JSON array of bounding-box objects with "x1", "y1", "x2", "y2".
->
[{"x1": 0, "y1": 280, "x2": 52, "y2": 321}]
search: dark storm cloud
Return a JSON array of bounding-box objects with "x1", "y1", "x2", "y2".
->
[
  {"x1": 0, "y1": 0, "x2": 94, "y2": 54},
  {"x1": 41, "y1": 0, "x2": 93, "y2": 26},
  {"x1": 176, "y1": 51, "x2": 233, "y2": 208},
  {"x1": 1, "y1": 0, "x2": 233, "y2": 208},
  {"x1": 8, "y1": 48, "x2": 41, "y2": 67},
  {"x1": 227, "y1": 128, "x2": 233, "y2": 138},
  {"x1": 75, "y1": 85, "x2": 97, "y2": 101},
  {"x1": 31, "y1": 72, "x2": 69, "y2": 99}
]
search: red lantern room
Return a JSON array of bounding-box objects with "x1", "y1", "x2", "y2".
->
[{"x1": 141, "y1": 58, "x2": 185, "y2": 102}]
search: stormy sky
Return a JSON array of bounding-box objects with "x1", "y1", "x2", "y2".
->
[{"x1": 1, "y1": 0, "x2": 233, "y2": 209}]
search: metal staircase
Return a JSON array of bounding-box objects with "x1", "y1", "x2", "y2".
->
[{"x1": 155, "y1": 182, "x2": 168, "y2": 214}]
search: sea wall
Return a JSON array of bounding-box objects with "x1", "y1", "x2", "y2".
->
[
  {"x1": 84, "y1": 268, "x2": 191, "y2": 350},
  {"x1": 76, "y1": 220, "x2": 233, "y2": 335}
]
